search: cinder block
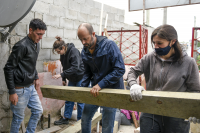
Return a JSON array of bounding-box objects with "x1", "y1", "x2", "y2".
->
[
  {"x1": 31, "y1": 1, "x2": 50, "y2": 14},
  {"x1": 76, "y1": 0, "x2": 85, "y2": 4},
  {"x1": 74, "y1": 20, "x2": 83, "y2": 30},
  {"x1": 65, "y1": 9, "x2": 78, "y2": 20},
  {"x1": 88, "y1": 15, "x2": 97, "y2": 24},
  {"x1": 107, "y1": 19, "x2": 113, "y2": 27},
  {"x1": 42, "y1": 37, "x2": 55, "y2": 49},
  {"x1": 112, "y1": 21, "x2": 120, "y2": 29},
  {"x1": 85, "y1": 0, "x2": 94, "y2": 7},
  {"x1": 46, "y1": 26, "x2": 63, "y2": 38},
  {"x1": 111, "y1": 7, "x2": 117, "y2": 14},
  {"x1": 49, "y1": 5, "x2": 65, "y2": 17},
  {"x1": 78, "y1": 12, "x2": 88, "y2": 22},
  {"x1": 117, "y1": 9, "x2": 125, "y2": 16},
  {"x1": 69, "y1": 1, "x2": 81, "y2": 12},
  {"x1": 43, "y1": 14, "x2": 59, "y2": 27},
  {"x1": 50, "y1": 50, "x2": 60, "y2": 60},
  {"x1": 53, "y1": 0, "x2": 68, "y2": 7},
  {"x1": 94, "y1": 1, "x2": 101, "y2": 9},
  {"x1": 20, "y1": 11, "x2": 34, "y2": 24},
  {"x1": 119, "y1": 15, "x2": 124, "y2": 23},
  {"x1": 115, "y1": 14, "x2": 119, "y2": 21},
  {"x1": 90, "y1": 8, "x2": 100, "y2": 17},
  {"x1": 15, "y1": 23, "x2": 27, "y2": 36},
  {"x1": 64, "y1": 29, "x2": 77, "y2": 39},
  {"x1": 38, "y1": 0, "x2": 53, "y2": 4},
  {"x1": 36, "y1": 60, "x2": 45, "y2": 73},
  {"x1": 60, "y1": 18, "x2": 74, "y2": 29},
  {"x1": 34, "y1": 12, "x2": 43, "y2": 20},
  {"x1": 80, "y1": 4, "x2": 91, "y2": 14},
  {"x1": 2, "y1": 92, "x2": 10, "y2": 109},
  {"x1": 104, "y1": 4, "x2": 111, "y2": 13},
  {"x1": 38, "y1": 49, "x2": 51, "y2": 60},
  {"x1": 107, "y1": 13, "x2": 115, "y2": 21},
  {"x1": 93, "y1": 24, "x2": 99, "y2": 34},
  {"x1": 72, "y1": 39, "x2": 83, "y2": 49}
]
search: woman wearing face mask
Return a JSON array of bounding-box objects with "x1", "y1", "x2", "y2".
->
[
  {"x1": 127, "y1": 25, "x2": 200, "y2": 133},
  {"x1": 52, "y1": 36, "x2": 85, "y2": 125}
]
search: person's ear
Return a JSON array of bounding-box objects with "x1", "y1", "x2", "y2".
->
[
  {"x1": 92, "y1": 32, "x2": 95, "y2": 37},
  {"x1": 62, "y1": 46, "x2": 65, "y2": 50},
  {"x1": 29, "y1": 28, "x2": 33, "y2": 35},
  {"x1": 171, "y1": 39, "x2": 176, "y2": 46}
]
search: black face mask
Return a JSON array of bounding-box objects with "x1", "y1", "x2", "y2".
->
[{"x1": 155, "y1": 42, "x2": 171, "y2": 56}]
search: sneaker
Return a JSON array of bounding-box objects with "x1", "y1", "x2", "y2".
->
[{"x1": 54, "y1": 117, "x2": 69, "y2": 125}]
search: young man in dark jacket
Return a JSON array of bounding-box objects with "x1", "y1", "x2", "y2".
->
[
  {"x1": 77, "y1": 23, "x2": 125, "y2": 133},
  {"x1": 4, "y1": 19, "x2": 46, "y2": 133}
]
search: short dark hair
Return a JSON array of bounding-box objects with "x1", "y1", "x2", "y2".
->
[
  {"x1": 78, "y1": 23, "x2": 94, "y2": 35},
  {"x1": 29, "y1": 18, "x2": 47, "y2": 31}
]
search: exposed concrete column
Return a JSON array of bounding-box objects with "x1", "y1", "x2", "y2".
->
[{"x1": 163, "y1": 8, "x2": 167, "y2": 24}]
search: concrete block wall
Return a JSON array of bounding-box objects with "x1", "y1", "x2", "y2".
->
[{"x1": 0, "y1": 0, "x2": 154, "y2": 131}]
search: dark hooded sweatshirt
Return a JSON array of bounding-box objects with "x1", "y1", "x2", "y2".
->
[{"x1": 60, "y1": 43, "x2": 84, "y2": 82}]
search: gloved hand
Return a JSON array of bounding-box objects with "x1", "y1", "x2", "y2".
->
[
  {"x1": 130, "y1": 84, "x2": 145, "y2": 101},
  {"x1": 188, "y1": 117, "x2": 200, "y2": 124}
]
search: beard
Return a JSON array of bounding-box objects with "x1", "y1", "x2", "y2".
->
[{"x1": 84, "y1": 36, "x2": 95, "y2": 49}]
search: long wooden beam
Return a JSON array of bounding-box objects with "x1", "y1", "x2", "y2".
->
[{"x1": 40, "y1": 85, "x2": 200, "y2": 119}]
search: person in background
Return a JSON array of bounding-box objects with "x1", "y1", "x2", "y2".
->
[
  {"x1": 4, "y1": 19, "x2": 46, "y2": 133},
  {"x1": 127, "y1": 24, "x2": 200, "y2": 133},
  {"x1": 52, "y1": 36, "x2": 85, "y2": 125}
]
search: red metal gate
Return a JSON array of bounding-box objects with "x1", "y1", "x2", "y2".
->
[
  {"x1": 191, "y1": 27, "x2": 200, "y2": 70},
  {"x1": 102, "y1": 25, "x2": 148, "y2": 66}
]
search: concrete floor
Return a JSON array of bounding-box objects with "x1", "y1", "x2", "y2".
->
[{"x1": 117, "y1": 124, "x2": 139, "y2": 133}]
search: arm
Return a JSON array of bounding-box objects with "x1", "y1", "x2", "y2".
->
[
  {"x1": 4, "y1": 44, "x2": 26, "y2": 94},
  {"x1": 186, "y1": 58, "x2": 200, "y2": 92},
  {"x1": 97, "y1": 41, "x2": 125, "y2": 89}
]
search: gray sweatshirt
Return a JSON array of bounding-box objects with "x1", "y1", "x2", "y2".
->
[{"x1": 127, "y1": 51, "x2": 200, "y2": 92}]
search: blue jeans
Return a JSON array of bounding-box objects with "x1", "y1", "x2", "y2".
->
[
  {"x1": 64, "y1": 80, "x2": 84, "y2": 120},
  {"x1": 10, "y1": 85, "x2": 43, "y2": 133},
  {"x1": 81, "y1": 104, "x2": 117, "y2": 133}
]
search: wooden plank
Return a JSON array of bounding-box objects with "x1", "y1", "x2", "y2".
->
[
  {"x1": 21, "y1": 120, "x2": 26, "y2": 133},
  {"x1": 36, "y1": 126, "x2": 61, "y2": 133},
  {"x1": 58, "y1": 112, "x2": 102, "y2": 133},
  {"x1": 40, "y1": 85, "x2": 200, "y2": 119},
  {"x1": 113, "y1": 121, "x2": 118, "y2": 133}
]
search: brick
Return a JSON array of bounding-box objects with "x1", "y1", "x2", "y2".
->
[
  {"x1": 80, "y1": 4, "x2": 91, "y2": 14},
  {"x1": 53, "y1": 0, "x2": 69, "y2": 7},
  {"x1": 46, "y1": 26, "x2": 63, "y2": 38},
  {"x1": 42, "y1": 37, "x2": 55, "y2": 48},
  {"x1": 15, "y1": 23, "x2": 27, "y2": 36},
  {"x1": 49, "y1": 5, "x2": 65, "y2": 17},
  {"x1": 74, "y1": 20, "x2": 83, "y2": 30},
  {"x1": 119, "y1": 15, "x2": 124, "y2": 23},
  {"x1": 94, "y1": 1, "x2": 101, "y2": 9},
  {"x1": 72, "y1": 39, "x2": 83, "y2": 49},
  {"x1": 43, "y1": 14, "x2": 59, "y2": 27},
  {"x1": 20, "y1": 11, "x2": 34, "y2": 24},
  {"x1": 104, "y1": 4, "x2": 111, "y2": 13},
  {"x1": 78, "y1": 12, "x2": 88, "y2": 22},
  {"x1": 111, "y1": 7, "x2": 118, "y2": 14},
  {"x1": 65, "y1": 9, "x2": 78, "y2": 20},
  {"x1": 107, "y1": 19, "x2": 112, "y2": 27},
  {"x1": 107, "y1": 13, "x2": 115, "y2": 21},
  {"x1": 60, "y1": 18, "x2": 74, "y2": 29},
  {"x1": 38, "y1": 49, "x2": 51, "y2": 60},
  {"x1": 93, "y1": 24, "x2": 99, "y2": 34},
  {"x1": 87, "y1": 15, "x2": 97, "y2": 24},
  {"x1": 85, "y1": 0, "x2": 94, "y2": 7},
  {"x1": 34, "y1": 12, "x2": 43, "y2": 20},
  {"x1": 50, "y1": 50, "x2": 60, "y2": 60},
  {"x1": 38, "y1": 0, "x2": 53, "y2": 4},
  {"x1": 90, "y1": 8, "x2": 100, "y2": 17},
  {"x1": 69, "y1": 1, "x2": 81, "y2": 12},
  {"x1": 64, "y1": 29, "x2": 77, "y2": 39},
  {"x1": 31, "y1": 1, "x2": 50, "y2": 14}
]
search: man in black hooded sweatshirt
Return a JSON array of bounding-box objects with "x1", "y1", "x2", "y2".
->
[{"x1": 52, "y1": 36, "x2": 85, "y2": 125}]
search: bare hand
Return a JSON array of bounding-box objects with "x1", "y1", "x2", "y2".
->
[
  {"x1": 52, "y1": 74, "x2": 61, "y2": 79},
  {"x1": 62, "y1": 81, "x2": 66, "y2": 86},
  {"x1": 90, "y1": 84, "x2": 101, "y2": 97},
  {"x1": 9, "y1": 93, "x2": 18, "y2": 106},
  {"x1": 35, "y1": 79, "x2": 40, "y2": 90}
]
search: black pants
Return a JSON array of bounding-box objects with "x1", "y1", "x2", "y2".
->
[{"x1": 140, "y1": 113, "x2": 190, "y2": 133}]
